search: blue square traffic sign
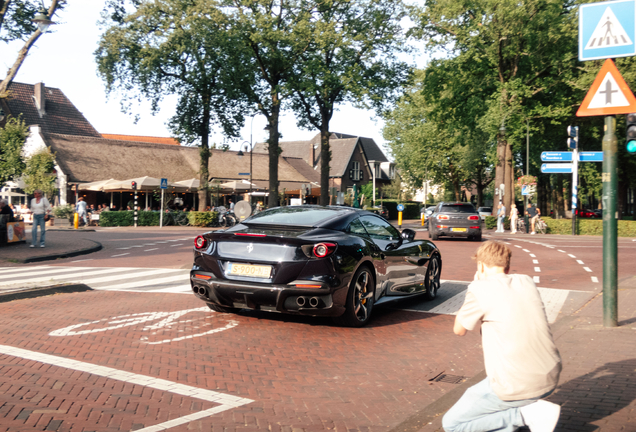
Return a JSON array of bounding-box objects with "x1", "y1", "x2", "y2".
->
[{"x1": 580, "y1": 0, "x2": 636, "y2": 61}]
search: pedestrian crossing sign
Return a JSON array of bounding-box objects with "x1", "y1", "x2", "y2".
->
[
  {"x1": 576, "y1": 59, "x2": 636, "y2": 116},
  {"x1": 580, "y1": 0, "x2": 636, "y2": 61}
]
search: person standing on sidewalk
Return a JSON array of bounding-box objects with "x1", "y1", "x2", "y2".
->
[
  {"x1": 29, "y1": 190, "x2": 52, "y2": 248},
  {"x1": 510, "y1": 203, "x2": 518, "y2": 234},
  {"x1": 443, "y1": 241, "x2": 562, "y2": 432},
  {"x1": 496, "y1": 202, "x2": 506, "y2": 233},
  {"x1": 76, "y1": 197, "x2": 88, "y2": 226},
  {"x1": 526, "y1": 202, "x2": 540, "y2": 235}
]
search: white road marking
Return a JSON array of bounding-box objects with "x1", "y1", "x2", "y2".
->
[
  {"x1": 577, "y1": 260, "x2": 585, "y2": 265},
  {"x1": 584, "y1": 267, "x2": 593, "y2": 272},
  {"x1": 0, "y1": 344, "x2": 252, "y2": 432},
  {"x1": 515, "y1": 245, "x2": 522, "y2": 248},
  {"x1": 103, "y1": 274, "x2": 190, "y2": 291},
  {"x1": 533, "y1": 276, "x2": 540, "y2": 283},
  {"x1": 591, "y1": 276, "x2": 599, "y2": 283},
  {"x1": 143, "y1": 243, "x2": 156, "y2": 246},
  {"x1": 558, "y1": 250, "x2": 566, "y2": 253},
  {"x1": 144, "y1": 248, "x2": 159, "y2": 252},
  {"x1": 530, "y1": 254, "x2": 536, "y2": 258},
  {"x1": 111, "y1": 253, "x2": 130, "y2": 257},
  {"x1": 534, "y1": 267, "x2": 541, "y2": 272},
  {"x1": 170, "y1": 244, "x2": 184, "y2": 247},
  {"x1": 523, "y1": 249, "x2": 530, "y2": 252},
  {"x1": 116, "y1": 247, "x2": 132, "y2": 250},
  {"x1": 70, "y1": 259, "x2": 94, "y2": 263},
  {"x1": 533, "y1": 260, "x2": 539, "y2": 264},
  {"x1": 568, "y1": 254, "x2": 576, "y2": 258}
]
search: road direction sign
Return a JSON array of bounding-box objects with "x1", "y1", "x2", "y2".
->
[
  {"x1": 238, "y1": 172, "x2": 250, "y2": 175},
  {"x1": 577, "y1": 59, "x2": 636, "y2": 116},
  {"x1": 160, "y1": 178, "x2": 168, "y2": 189},
  {"x1": 579, "y1": 151, "x2": 604, "y2": 162},
  {"x1": 541, "y1": 152, "x2": 573, "y2": 162},
  {"x1": 580, "y1": 0, "x2": 636, "y2": 61},
  {"x1": 541, "y1": 163, "x2": 574, "y2": 174}
]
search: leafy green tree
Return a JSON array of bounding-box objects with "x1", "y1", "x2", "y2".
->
[
  {"x1": 222, "y1": 0, "x2": 315, "y2": 208},
  {"x1": 412, "y1": 0, "x2": 579, "y2": 214},
  {"x1": 0, "y1": 115, "x2": 27, "y2": 188},
  {"x1": 0, "y1": 0, "x2": 65, "y2": 96},
  {"x1": 22, "y1": 147, "x2": 56, "y2": 197},
  {"x1": 96, "y1": 0, "x2": 251, "y2": 211},
  {"x1": 288, "y1": 0, "x2": 411, "y2": 205}
]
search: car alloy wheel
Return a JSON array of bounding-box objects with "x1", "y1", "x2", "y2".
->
[
  {"x1": 424, "y1": 255, "x2": 441, "y2": 300},
  {"x1": 334, "y1": 267, "x2": 374, "y2": 327}
]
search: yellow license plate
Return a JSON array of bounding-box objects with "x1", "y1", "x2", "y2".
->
[
  {"x1": 228, "y1": 263, "x2": 272, "y2": 278},
  {"x1": 451, "y1": 228, "x2": 467, "y2": 232}
]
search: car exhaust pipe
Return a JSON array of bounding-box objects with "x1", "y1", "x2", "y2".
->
[
  {"x1": 309, "y1": 297, "x2": 319, "y2": 307},
  {"x1": 296, "y1": 296, "x2": 306, "y2": 307},
  {"x1": 197, "y1": 286, "x2": 207, "y2": 297}
]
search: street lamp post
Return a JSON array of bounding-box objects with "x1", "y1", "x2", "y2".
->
[
  {"x1": 237, "y1": 141, "x2": 253, "y2": 203},
  {"x1": 370, "y1": 160, "x2": 378, "y2": 207}
]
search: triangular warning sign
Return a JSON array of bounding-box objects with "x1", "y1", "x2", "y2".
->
[
  {"x1": 585, "y1": 7, "x2": 633, "y2": 50},
  {"x1": 577, "y1": 59, "x2": 636, "y2": 117}
]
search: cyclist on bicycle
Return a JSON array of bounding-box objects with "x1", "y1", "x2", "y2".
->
[{"x1": 526, "y1": 202, "x2": 541, "y2": 235}]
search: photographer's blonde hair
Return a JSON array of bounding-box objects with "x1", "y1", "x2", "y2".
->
[{"x1": 473, "y1": 240, "x2": 512, "y2": 271}]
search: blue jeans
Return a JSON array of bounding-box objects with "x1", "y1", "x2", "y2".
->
[
  {"x1": 496, "y1": 216, "x2": 504, "y2": 232},
  {"x1": 32, "y1": 214, "x2": 46, "y2": 246},
  {"x1": 443, "y1": 378, "x2": 541, "y2": 432}
]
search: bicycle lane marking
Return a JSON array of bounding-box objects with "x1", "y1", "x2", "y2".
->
[
  {"x1": 49, "y1": 306, "x2": 238, "y2": 345},
  {"x1": 0, "y1": 344, "x2": 253, "y2": 432}
]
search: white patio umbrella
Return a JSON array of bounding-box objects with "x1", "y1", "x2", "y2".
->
[
  {"x1": 172, "y1": 178, "x2": 200, "y2": 189},
  {"x1": 0, "y1": 191, "x2": 27, "y2": 197},
  {"x1": 220, "y1": 180, "x2": 263, "y2": 192},
  {"x1": 77, "y1": 178, "x2": 121, "y2": 191},
  {"x1": 110, "y1": 176, "x2": 163, "y2": 191}
]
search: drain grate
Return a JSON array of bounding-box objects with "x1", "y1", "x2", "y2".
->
[{"x1": 428, "y1": 372, "x2": 467, "y2": 384}]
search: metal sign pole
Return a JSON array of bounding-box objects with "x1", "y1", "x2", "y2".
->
[
  {"x1": 134, "y1": 191, "x2": 138, "y2": 228},
  {"x1": 572, "y1": 146, "x2": 578, "y2": 235},
  {"x1": 160, "y1": 189, "x2": 164, "y2": 229},
  {"x1": 602, "y1": 115, "x2": 618, "y2": 327}
]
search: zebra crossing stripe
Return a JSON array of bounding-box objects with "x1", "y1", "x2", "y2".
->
[
  {"x1": 103, "y1": 274, "x2": 190, "y2": 291},
  {"x1": 86, "y1": 269, "x2": 186, "y2": 286}
]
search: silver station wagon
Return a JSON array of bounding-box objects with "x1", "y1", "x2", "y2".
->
[{"x1": 427, "y1": 202, "x2": 482, "y2": 241}]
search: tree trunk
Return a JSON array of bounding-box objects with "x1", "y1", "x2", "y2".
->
[
  {"x1": 504, "y1": 141, "x2": 514, "y2": 217},
  {"x1": 556, "y1": 174, "x2": 565, "y2": 218},
  {"x1": 267, "y1": 96, "x2": 280, "y2": 208},
  {"x1": 319, "y1": 124, "x2": 330, "y2": 206},
  {"x1": 197, "y1": 105, "x2": 211, "y2": 212}
]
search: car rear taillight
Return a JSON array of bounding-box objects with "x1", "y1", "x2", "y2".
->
[
  {"x1": 313, "y1": 242, "x2": 337, "y2": 258},
  {"x1": 234, "y1": 233, "x2": 266, "y2": 237},
  {"x1": 437, "y1": 225, "x2": 447, "y2": 229},
  {"x1": 468, "y1": 215, "x2": 480, "y2": 220},
  {"x1": 438, "y1": 215, "x2": 449, "y2": 220},
  {"x1": 194, "y1": 235, "x2": 207, "y2": 249},
  {"x1": 470, "y1": 226, "x2": 480, "y2": 229}
]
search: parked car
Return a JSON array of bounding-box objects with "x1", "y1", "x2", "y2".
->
[
  {"x1": 367, "y1": 205, "x2": 389, "y2": 220},
  {"x1": 421, "y1": 205, "x2": 436, "y2": 222},
  {"x1": 191, "y1": 205, "x2": 442, "y2": 327},
  {"x1": 576, "y1": 208, "x2": 596, "y2": 218},
  {"x1": 477, "y1": 207, "x2": 492, "y2": 221},
  {"x1": 428, "y1": 202, "x2": 482, "y2": 241},
  {"x1": 593, "y1": 209, "x2": 602, "y2": 217}
]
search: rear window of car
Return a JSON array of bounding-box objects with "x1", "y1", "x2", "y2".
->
[
  {"x1": 440, "y1": 204, "x2": 477, "y2": 213},
  {"x1": 478, "y1": 207, "x2": 492, "y2": 212},
  {"x1": 246, "y1": 207, "x2": 343, "y2": 226}
]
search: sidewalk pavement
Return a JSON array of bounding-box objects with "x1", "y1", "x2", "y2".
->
[{"x1": 0, "y1": 226, "x2": 101, "y2": 265}]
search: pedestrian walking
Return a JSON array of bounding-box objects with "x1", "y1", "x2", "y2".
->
[
  {"x1": 510, "y1": 203, "x2": 518, "y2": 234},
  {"x1": 29, "y1": 190, "x2": 52, "y2": 248},
  {"x1": 443, "y1": 241, "x2": 562, "y2": 432},
  {"x1": 496, "y1": 202, "x2": 506, "y2": 233},
  {"x1": 526, "y1": 202, "x2": 540, "y2": 235},
  {"x1": 76, "y1": 196, "x2": 88, "y2": 226}
]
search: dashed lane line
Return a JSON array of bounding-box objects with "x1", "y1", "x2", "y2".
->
[
  {"x1": 534, "y1": 276, "x2": 540, "y2": 284},
  {"x1": 577, "y1": 260, "x2": 585, "y2": 265},
  {"x1": 534, "y1": 267, "x2": 541, "y2": 272},
  {"x1": 568, "y1": 254, "x2": 576, "y2": 258},
  {"x1": 584, "y1": 267, "x2": 593, "y2": 272},
  {"x1": 144, "y1": 248, "x2": 159, "y2": 252},
  {"x1": 111, "y1": 253, "x2": 130, "y2": 257}
]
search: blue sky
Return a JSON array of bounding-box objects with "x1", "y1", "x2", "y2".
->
[{"x1": 1, "y1": 1, "x2": 423, "y2": 153}]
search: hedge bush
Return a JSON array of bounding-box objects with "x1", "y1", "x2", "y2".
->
[
  {"x1": 485, "y1": 216, "x2": 511, "y2": 230},
  {"x1": 98, "y1": 210, "x2": 219, "y2": 227},
  {"x1": 187, "y1": 211, "x2": 218, "y2": 227},
  {"x1": 544, "y1": 218, "x2": 636, "y2": 236}
]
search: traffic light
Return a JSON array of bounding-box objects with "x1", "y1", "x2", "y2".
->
[
  {"x1": 567, "y1": 125, "x2": 579, "y2": 150},
  {"x1": 626, "y1": 113, "x2": 636, "y2": 153},
  {"x1": 131, "y1": 181, "x2": 137, "y2": 190}
]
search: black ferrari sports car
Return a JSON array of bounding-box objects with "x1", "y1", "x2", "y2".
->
[{"x1": 191, "y1": 205, "x2": 442, "y2": 327}]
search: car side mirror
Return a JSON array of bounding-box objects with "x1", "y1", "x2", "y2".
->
[{"x1": 401, "y1": 228, "x2": 416, "y2": 242}]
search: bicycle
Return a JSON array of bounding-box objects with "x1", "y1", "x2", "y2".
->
[
  {"x1": 535, "y1": 217, "x2": 547, "y2": 234},
  {"x1": 164, "y1": 211, "x2": 189, "y2": 226}
]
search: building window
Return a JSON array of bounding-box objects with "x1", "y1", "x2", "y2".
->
[{"x1": 349, "y1": 161, "x2": 363, "y2": 181}]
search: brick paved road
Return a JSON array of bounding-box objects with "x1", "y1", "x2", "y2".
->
[{"x1": 0, "y1": 291, "x2": 488, "y2": 432}]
